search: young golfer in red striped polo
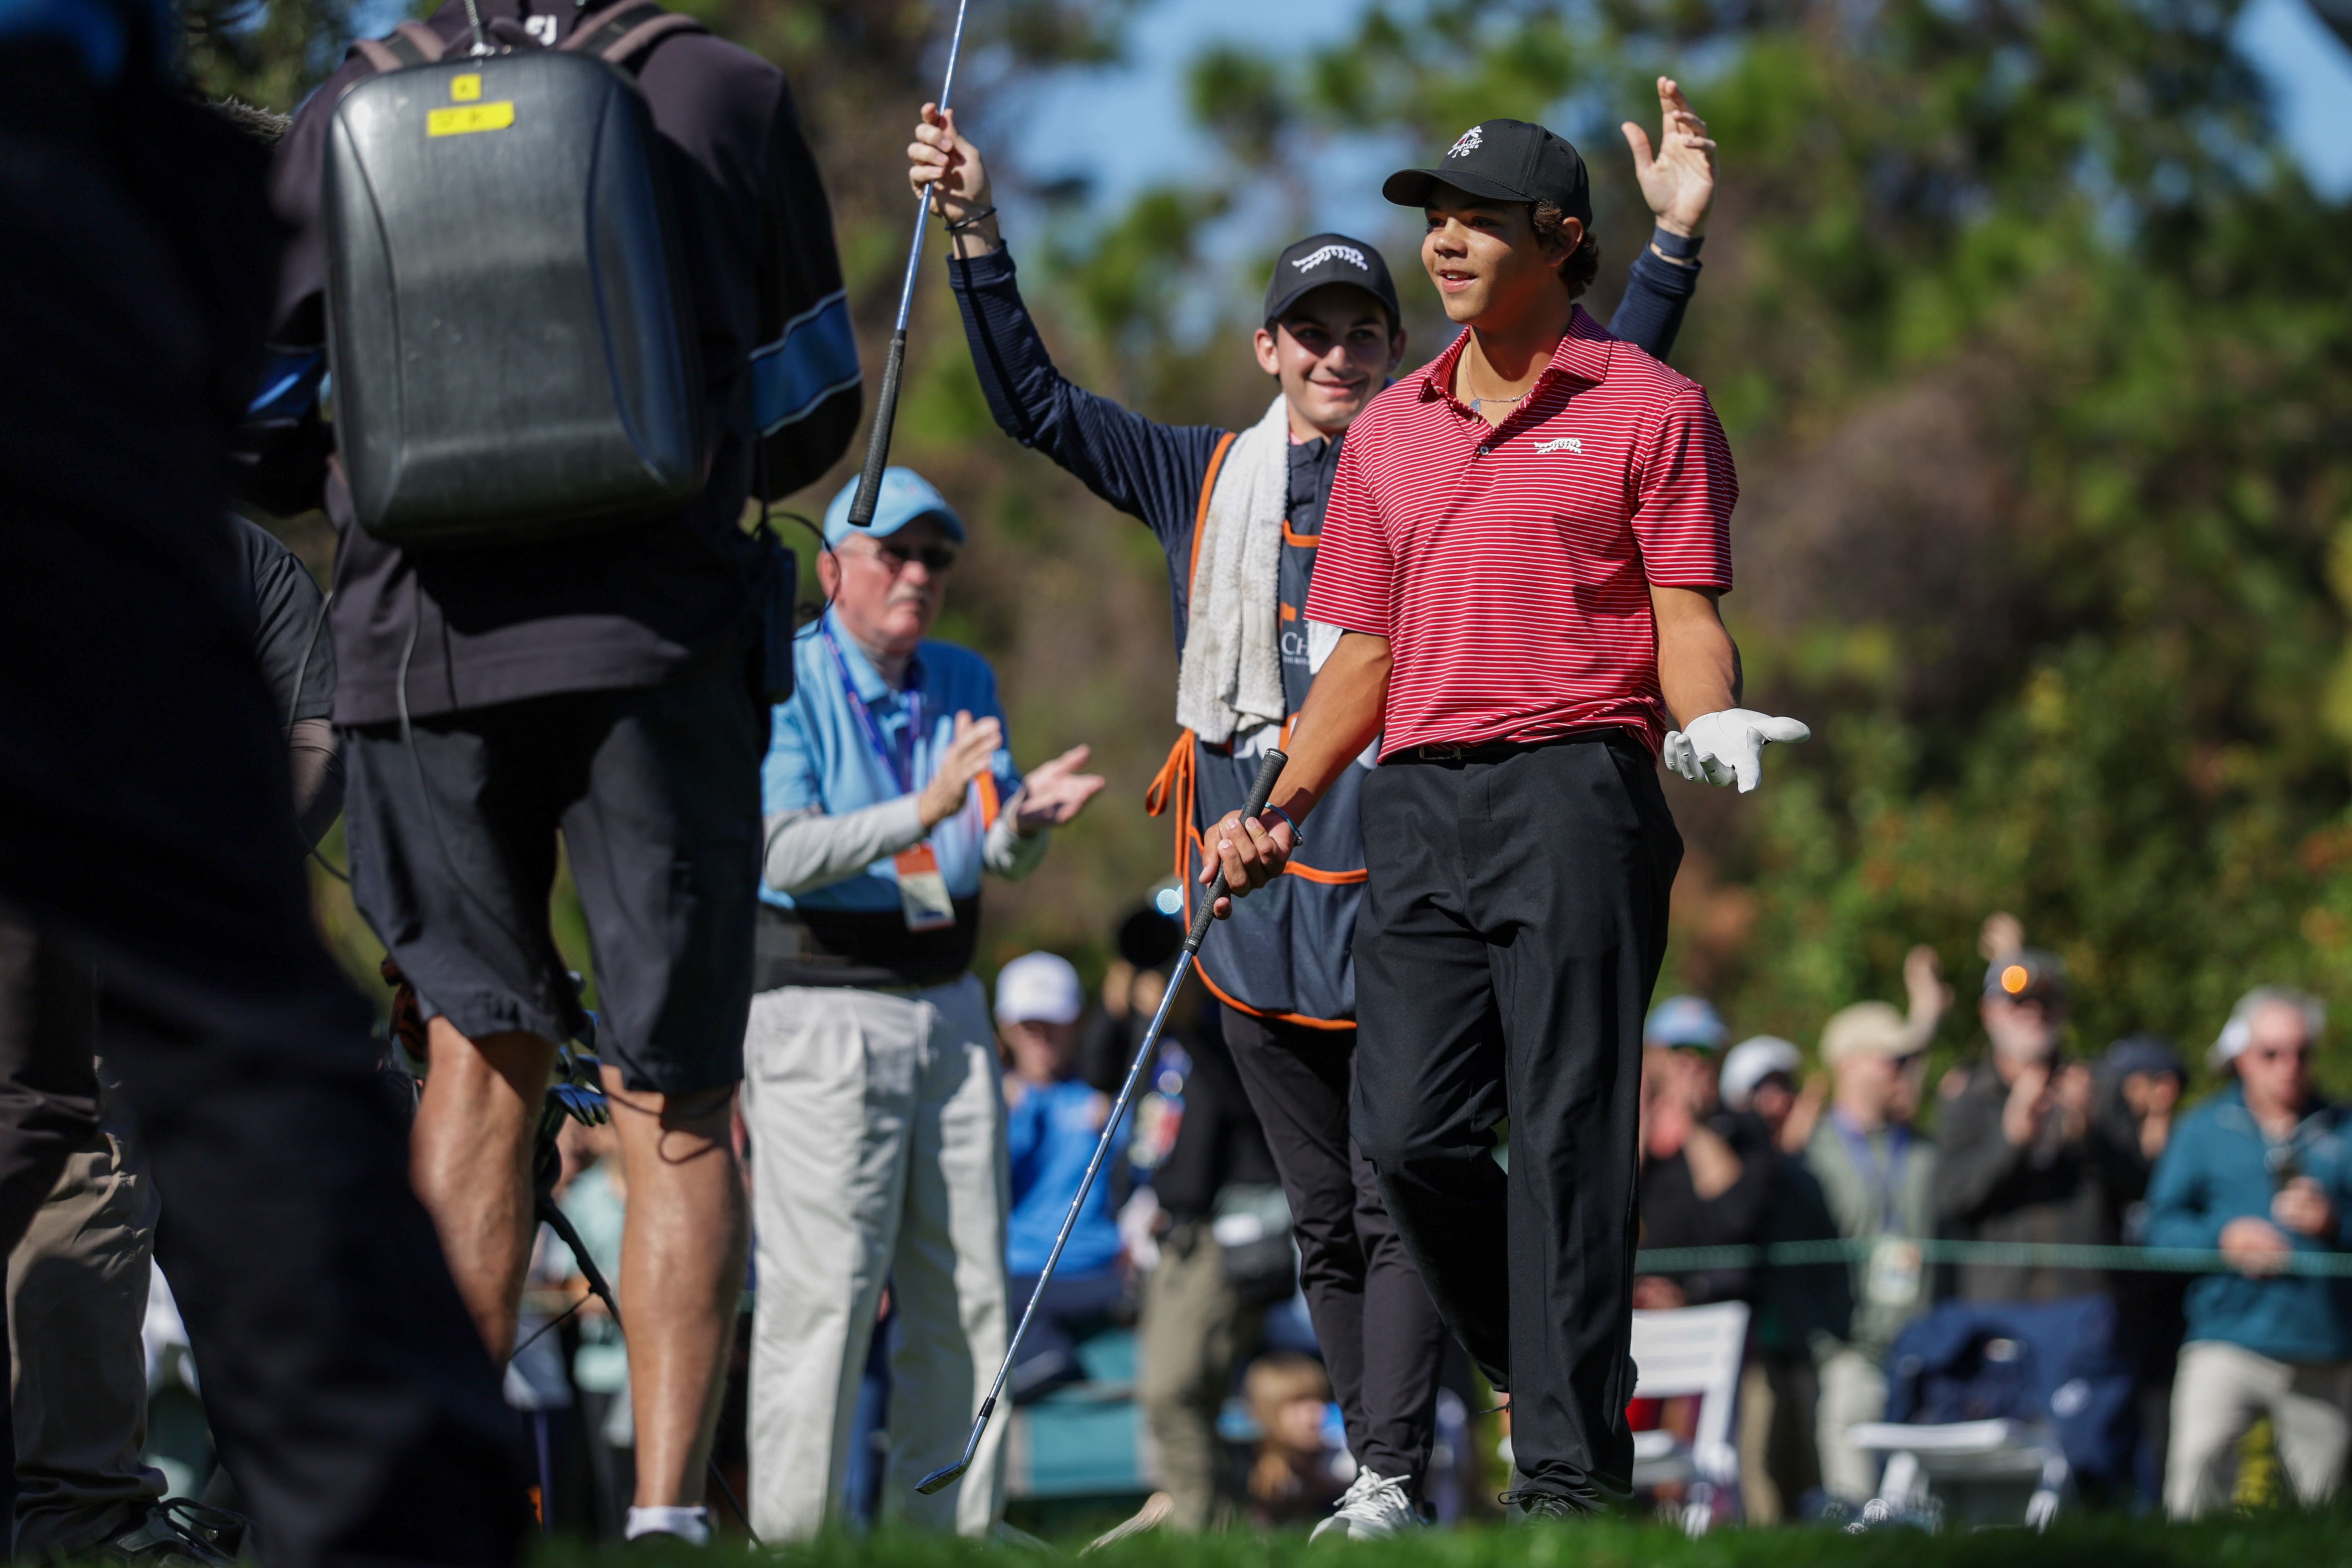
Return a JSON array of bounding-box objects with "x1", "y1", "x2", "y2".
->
[{"x1": 1203, "y1": 118, "x2": 1809, "y2": 1519}]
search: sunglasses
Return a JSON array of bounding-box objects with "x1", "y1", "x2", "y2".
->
[{"x1": 856, "y1": 539, "x2": 959, "y2": 574}]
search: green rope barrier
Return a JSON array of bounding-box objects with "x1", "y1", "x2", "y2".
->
[{"x1": 1632, "y1": 1237, "x2": 2352, "y2": 1278}]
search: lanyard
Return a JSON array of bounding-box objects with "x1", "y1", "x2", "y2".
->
[
  {"x1": 1833, "y1": 1112, "x2": 1911, "y2": 1235},
  {"x1": 822, "y1": 625, "x2": 923, "y2": 797}
]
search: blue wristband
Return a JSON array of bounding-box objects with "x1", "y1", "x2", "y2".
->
[{"x1": 1260, "y1": 802, "x2": 1306, "y2": 848}]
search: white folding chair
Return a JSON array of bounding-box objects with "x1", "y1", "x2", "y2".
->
[
  {"x1": 1628, "y1": 1302, "x2": 1749, "y2": 1535},
  {"x1": 1847, "y1": 1416, "x2": 2068, "y2": 1530}
]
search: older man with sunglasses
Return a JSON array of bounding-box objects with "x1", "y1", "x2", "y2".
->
[
  {"x1": 742, "y1": 468, "x2": 1104, "y2": 1540},
  {"x1": 2148, "y1": 986, "x2": 2352, "y2": 1518}
]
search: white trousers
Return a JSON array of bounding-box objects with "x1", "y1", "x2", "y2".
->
[
  {"x1": 742, "y1": 978, "x2": 1010, "y2": 1540},
  {"x1": 2165, "y1": 1340, "x2": 2352, "y2": 1519},
  {"x1": 1816, "y1": 1346, "x2": 1890, "y2": 1503}
]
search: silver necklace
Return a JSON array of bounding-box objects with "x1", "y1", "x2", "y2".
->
[{"x1": 1467, "y1": 388, "x2": 1530, "y2": 416}]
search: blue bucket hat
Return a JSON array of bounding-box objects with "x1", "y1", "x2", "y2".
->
[
  {"x1": 1645, "y1": 995, "x2": 1729, "y2": 1051},
  {"x1": 822, "y1": 467, "x2": 968, "y2": 550}
]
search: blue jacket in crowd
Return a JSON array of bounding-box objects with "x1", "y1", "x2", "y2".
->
[
  {"x1": 2144, "y1": 1080, "x2": 2352, "y2": 1363},
  {"x1": 1006, "y1": 1078, "x2": 1126, "y2": 1279}
]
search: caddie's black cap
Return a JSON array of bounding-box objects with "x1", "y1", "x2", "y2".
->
[
  {"x1": 1263, "y1": 233, "x2": 1402, "y2": 330},
  {"x1": 1382, "y1": 119, "x2": 1591, "y2": 225}
]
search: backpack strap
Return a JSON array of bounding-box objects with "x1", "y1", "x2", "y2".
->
[
  {"x1": 560, "y1": 0, "x2": 705, "y2": 67},
  {"x1": 349, "y1": 20, "x2": 449, "y2": 75}
]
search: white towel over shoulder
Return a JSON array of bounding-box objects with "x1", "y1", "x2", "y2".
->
[{"x1": 1176, "y1": 394, "x2": 1291, "y2": 744}]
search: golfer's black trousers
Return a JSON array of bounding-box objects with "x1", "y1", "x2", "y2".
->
[
  {"x1": 1222, "y1": 1008, "x2": 1448, "y2": 1491},
  {"x1": 1351, "y1": 733, "x2": 1680, "y2": 1510}
]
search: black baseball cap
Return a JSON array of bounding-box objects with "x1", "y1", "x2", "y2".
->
[
  {"x1": 1984, "y1": 948, "x2": 2070, "y2": 1005},
  {"x1": 1263, "y1": 233, "x2": 1402, "y2": 330},
  {"x1": 1382, "y1": 119, "x2": 1592, "y2": 225}
]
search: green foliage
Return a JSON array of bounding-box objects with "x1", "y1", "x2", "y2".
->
[
  {"x1": 222, "y1": 0, "x2": 2352, "y2": 1045},
  {"x1": 182, "y1": 0, "x2": 369, "y2": 105},
  {"x1": 1158, "y1": 0, "x2": 2352, "y2": 1080}
]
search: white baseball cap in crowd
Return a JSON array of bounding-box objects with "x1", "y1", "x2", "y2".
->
[
  {"x1": 1820, "y1": 1001, "x2": 1930, "y2": 1065},
  {"x1": 1720, "y1": 1036, "x2": 1804, "y2": 1110},
  {"x1": 995, "y1": 952, "x2": 1083, "y2": 1027}
]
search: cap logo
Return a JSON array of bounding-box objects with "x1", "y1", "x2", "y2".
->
[
  {"x1": 1292, "y1": 244, "x2": 1370, "y2": 273},
  {"x1": 1446, "y1": 125, "x2": 1484, "y2": 159}
]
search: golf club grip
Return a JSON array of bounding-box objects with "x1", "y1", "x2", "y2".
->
[
  {"x1": 847, "y1": 328, "x2": 908, "y2": 528},
  {"x1": 1184, "y1": 748, "x2": 1288, "y2": 954}
]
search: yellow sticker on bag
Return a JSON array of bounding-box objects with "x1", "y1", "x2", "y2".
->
[{"x1": 427, "y1": 102, "x2": 515, "y2": 136}]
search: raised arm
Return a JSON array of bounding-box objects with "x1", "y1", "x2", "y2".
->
[
  {"x1": 1607, "y1": 77, "x2": 1715, "y2": 363},
  {"x1": 912, "y1": 107, "x2": 1227, "y2": 544}
]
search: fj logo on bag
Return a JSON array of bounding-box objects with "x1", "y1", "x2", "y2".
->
[
  {"x1": 1447, "y1": 125, "x2": 1484, "y2": 158},
  {"x1": 1535, "y1": 436, "x2": 1582, "y2": 455}
]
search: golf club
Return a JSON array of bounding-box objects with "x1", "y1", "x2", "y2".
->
[
  {"x1": 846, "y1": 0, "x2": 975, "y2": 529},
  {"x1": 916, "y1": 747, "x2": 1289, "y2": 1496}
]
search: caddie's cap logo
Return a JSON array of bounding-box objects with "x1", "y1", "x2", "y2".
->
[
  {"x1": 1446, "y1": 125, "x2": 1484, "y2": 158},
  {"x1": 1292, "y1": 244, "x2": 1370, "y2": 272}
]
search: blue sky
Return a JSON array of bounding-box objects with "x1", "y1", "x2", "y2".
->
[{"x1": 999, "y1": 0, "x2": 2352, "y2": 208}]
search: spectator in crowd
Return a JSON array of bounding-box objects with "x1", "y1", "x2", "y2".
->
[
  {"x1": 1806, "y1": 999, "x2": 1938, "y2": 1503},
  {"x1": 1637, "y1": 997, "x2": 1772, "y2": 1311},
  {"x1": 1936, "y1": 948, "x2": 2118, "y2": 1300},
  {"x1": 1245, "y1": 1354, "x2": 1351, "y2": 1529},
  {"x1": 1720, "y1": 1035, "x2": 1837, "y2": 1522},
  {"x1": 2147, "y1": 987, "x2": 2352, "y2": 1519},
  {"x1": 744, "y1": 469, "x2": 1104, "y2": 1539},
  {"x1": 2100, "y1": 1034, "x2": 2189, "y2": 1506},
  {"x1": 1078, "y1": 904, "x2": 1186, "y2": 1094},
  {"x1": 1725, "y1": 1034, "x2": 1824, "y2": 1156},
  {"x1": 1000, "y1": 952, "x2": 1129, "y2": 1400}
]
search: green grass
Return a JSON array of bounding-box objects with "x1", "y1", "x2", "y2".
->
[{"x1": 578, "y1": 1509, "x2": 2352, "y2": 1568}]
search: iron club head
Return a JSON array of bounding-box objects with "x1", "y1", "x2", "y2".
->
[{"x1": 915, "y1": 1459, "x2": 967, "y2": 1496}]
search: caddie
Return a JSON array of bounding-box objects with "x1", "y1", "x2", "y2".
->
[
  {"x1": 1204, "y1": 116, "x2": 1808, "y2": 1519},
  {"x1": 909, "y1": 83, "x2": 1721, "y2": 1537}
]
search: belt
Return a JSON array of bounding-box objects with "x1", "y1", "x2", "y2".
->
[{"x1": 1399, "y1": 727, "x2": 1632, "y2": 764}]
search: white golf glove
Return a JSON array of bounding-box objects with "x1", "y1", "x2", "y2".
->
[{"x1": 1662, "y1": 709, "x2": 1812, "y2": 793}]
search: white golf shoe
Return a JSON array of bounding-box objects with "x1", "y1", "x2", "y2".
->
[{"x1": 1309, "y1": 1467, "x2": 1418, "y2": 1542}]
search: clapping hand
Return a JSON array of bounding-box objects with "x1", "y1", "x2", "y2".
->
[
  {"x1": 1011, "y1": 744, "x2": 1105, "y2": 834},
  {"x1": 917, "y1": 711, "x2": 1002, "y2": 828}
]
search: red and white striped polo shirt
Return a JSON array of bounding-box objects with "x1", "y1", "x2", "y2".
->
[{"x1": 1303, "y1": 304, "x2": 1736, "y2": 759}]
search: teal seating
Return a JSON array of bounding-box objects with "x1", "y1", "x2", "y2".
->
[{"x1": 1003, "y1": 1328, "x2": 1152, "y2": 1500}]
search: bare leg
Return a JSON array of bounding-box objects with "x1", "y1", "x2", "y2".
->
[
  {"x1": 412, "y1": 1021, "x2": 555, "y2": 1356},
  {"x1": 606, "y1": 1068, "x2": 748, "y2": 1507}
]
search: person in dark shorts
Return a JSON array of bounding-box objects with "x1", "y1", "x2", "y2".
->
[
  {"x1": 908, "y1": 79, "x2": 1722, "y2": 1538},
  {"x1": 1204, "y1": 117, "x2": 1807, "y2": 1517},
  {"x1": 242, "y1": 0, "x2": 860, "y2": 1541},
  {"x1": 0, "y1": 19, "x2": 527, "y2": 1565}
]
